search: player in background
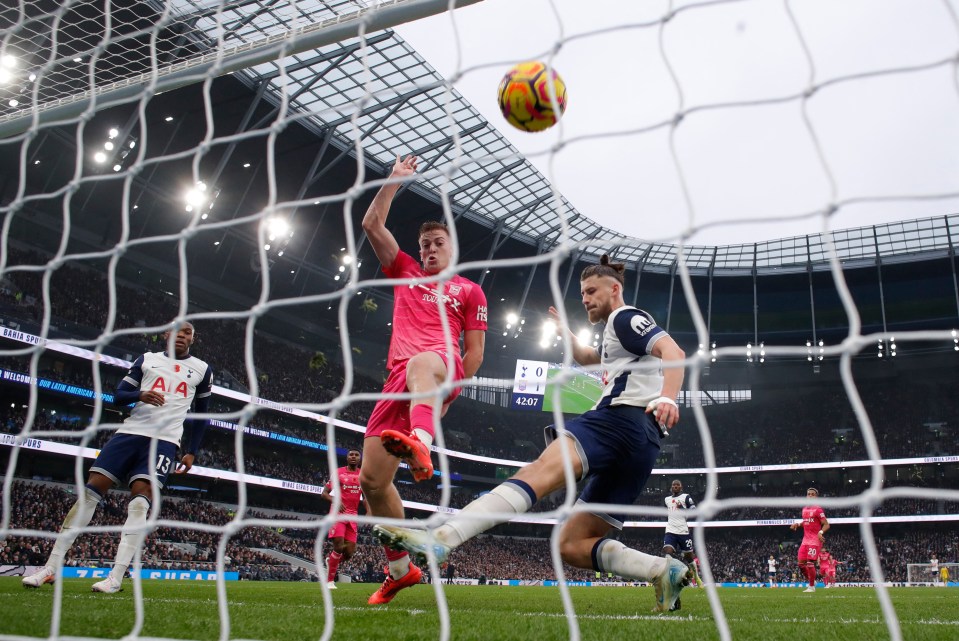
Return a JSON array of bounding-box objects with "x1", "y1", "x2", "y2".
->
[
  {"x1": 320, "y1": 448, "x2": 363, "y2": 589},
  {"x1": 374, "y1": 254, "x2": 692, "y2": 613},
  {"x1": 360, "y1": 154, "x2": 488, "y2": 605},
  {"x1": 22, "y1": 321, "x2": 212, "y2": 593},
  {"x1": 819, "y1": 549, "x2": 841, "y2": 588},
  {"x1": 940, "y1": 564, "x2": 950, "y2": 586},
  {"x1": 790, "y1": 487, "x2": 829, "y2": 593},
  {"x1": 767, "y1": 554, "x2": 778, "y2": 588},
  {"x1": 930, "y1": 553, "x2": 940, "y2": 584},
  {"x1": 662, "y1": 479, "x2": 703, "y2": 610}
]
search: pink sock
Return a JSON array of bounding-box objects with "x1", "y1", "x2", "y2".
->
[
  {"x1": 327, "y1": 551, "x2": 342, "y2": 582},
  {"x1": 410, "y1": 404, "x2": 435, "y2": 439}
]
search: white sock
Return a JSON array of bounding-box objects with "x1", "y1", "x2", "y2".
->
[
  {"x1": 110, "y1": 495, "x2": 151, "y2": 582},
  {"x1": 438, "y1": 481, "x2": 534, "y2": 547},
  {"x1": 413, "y1": 428, "x2": 433, "y2": 449},
  {"x1": 596, "y1": 539, "x2": 666, "y2": 582},
  {"x1": 47, "y1": 487, "x2": 101, "y2": 567},
  {"x1": 389, "y1": 556, "x2": 411, "y2": 579}
]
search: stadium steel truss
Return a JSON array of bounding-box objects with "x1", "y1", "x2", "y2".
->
[{"x1": 4, "y1": 0, "x2": 958, "y2": 276}]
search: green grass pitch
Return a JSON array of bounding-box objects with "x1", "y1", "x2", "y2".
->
[
  {"x1": 2, "y1": 579, "x2": 956, "y2": 641},
  {"x1": 542, "y1": 368, "x2": 603, "y2": 415}
]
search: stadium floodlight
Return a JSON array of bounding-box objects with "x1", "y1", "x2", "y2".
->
[
  {"x1": 112, "y1": 164, "x2": 121, "y2": 172},
  {"x1": 341, "y1": 254, "x2": 354, "y2": 265},
  {"x1": 746, "y1": 342, "x2": 752, "y2": 362},
  {"x1": 506, "y1": 312, "x2": 518, "y2": 325},
  {"x1": 0, "y1": 55, "x2": 15, "y2": 84},
  {"x1": 183, "y1": 182, "x2": 208, "y2": 211},
  {"x1": 93, "y1": 151, "x2": 106, "y2": 163},
  {"x1": 266, "y1": 216, "x2": 290, "y2": 239},
  {"x1": 8, "y1": 99, "x2": 17, "y2": 107},
  {"x1": 953, "y1": 329, "x2": 958, "y2": 351},
  {"x1": 108, "y1": 127, "x2": 119, "y2": 139},
  {"x1": 104, "y1": 141, "x2": 114, "y2": 150},
  {"x1": 759, "y1": 341, "x2": 765, "y2": 364}
]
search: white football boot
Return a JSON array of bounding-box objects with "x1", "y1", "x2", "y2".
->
[
  {"x1": 22, "y1": 566, "x2": 55, "y2": 588},
  {"x1": 91, "y1": 575, "x2": 123, "y2": 593}
]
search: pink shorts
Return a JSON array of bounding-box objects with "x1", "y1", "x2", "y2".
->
[
  {"x1": 328, "y1": 520, "x2": 358, "y2": 543},
  {"x1": 798, "y1": 544, "x2": 821, "y2": 563},
  {"x1": 365, "y1": 351, "x2": 464, "y2": 439}
]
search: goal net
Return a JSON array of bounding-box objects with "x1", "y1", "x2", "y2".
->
[
  {"x1": 2, "y1": 1, "x2": 959, "y2": 641},
  {"x1": 906, "y1": 563, "x2": 958, "y2": 586}
]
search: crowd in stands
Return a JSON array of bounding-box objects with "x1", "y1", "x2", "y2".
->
[{"x1": 2, "y1": 481, "x2": 956, "y2": 586}]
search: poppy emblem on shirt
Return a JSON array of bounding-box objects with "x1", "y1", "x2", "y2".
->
[
  {"x1": 448, "y1": 283, "x2": 462, "y2": 296},
  {"x1": 175, "y1": 364, "x2": 180, "y2": 373}
]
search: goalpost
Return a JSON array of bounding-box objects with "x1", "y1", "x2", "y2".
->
[
  {"x1": 906, "y1": 563, "x2": 958, "y2": 587},
  {"x1": 2, "y1": 2, "x2": 959, "y2": 641}
]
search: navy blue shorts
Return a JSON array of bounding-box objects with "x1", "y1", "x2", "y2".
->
[
  {"x1": 546, "y1": 404, "x2": 660, "y2": 529},
  {"x1": 90, "y1": 433, "x2": 178, "y2": 489},
  {"x1": 664, "y1": 532, "x2": 693, "y2": 554}
]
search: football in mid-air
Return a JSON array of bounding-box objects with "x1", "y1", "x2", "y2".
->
[{"x1": 497, "y1": 61, "x2": 567, "y2": 132}]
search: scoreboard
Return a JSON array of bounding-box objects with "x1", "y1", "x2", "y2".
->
[{"x1": 511, "y1": 359, "x2": 604, "y2": 414}]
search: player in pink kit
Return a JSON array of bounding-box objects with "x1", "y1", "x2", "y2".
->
[
  {"x1": 819, "y1": 550, "x2": 841, "y2": 588},
  {"x1": 790, "y1": 487, "x2": 830, "y2": 592},
  {"x1": 320, "y1": 448, "x2": 363, "y2": 589},
  {"x1": 360, "y1": 154, "x2": 488, "y2": 605}
]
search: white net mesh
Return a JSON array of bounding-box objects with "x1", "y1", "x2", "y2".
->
[{"x1": 2, "y1": 2, "x2": 959, "y2": 641}]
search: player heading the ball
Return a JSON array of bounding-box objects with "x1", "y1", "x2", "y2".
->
[
  {"x1": 359, "y1": 153, "x2": 488, "y2": 605},
  {"x1": 376, "y1": 254, "x2": 691, "y2": 614}
]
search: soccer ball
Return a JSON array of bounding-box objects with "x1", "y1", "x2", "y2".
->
[{"x1": 497, "y1": 61, "x2": 567, "y2": 132}]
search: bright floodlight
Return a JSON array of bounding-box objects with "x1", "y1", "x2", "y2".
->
[
  {"x1": 506, "y1": 312, "x2": 519, "y2": 325},
  {"x1": 93, "y1": 151, "x2": 107, "y2": 163},
  {"x1": 266, "y1": 216, "x2": 289, "y2": 238},
  {"x1": 0, "y1": 69, "x2": 10, "y2": 84},
  {"x1": 104, "y1": 141, "x2": 114, "y2": 150},
  {"x1": 8, "y1": 99, "x2": 18, "y2": 107},
  {"x1": 108, "y1": 128, "x2": 119, "y2": 139},
  {"x1": 540, "y1": 319, "x2": 557, "y2": 342},
  {"x1": 184, "y1": 182, "x2": 208, "y2": 210},
  {"x1": 342, "y1": 254, "x2": 354, "y2": 265},
  {"x1": 576, "y1": 328, "x2": 592, "y2": 345},
  {"x1": 1, "y1": 55, "x2": 16, "y2": 69}
]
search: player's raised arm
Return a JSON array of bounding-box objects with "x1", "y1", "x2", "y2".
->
[
  {"x1": 548, "y1": 305, "x2": 600, "y2": 366},
  {"x1": 362, "y1": 154, "x2": 417, "y2": 269}
]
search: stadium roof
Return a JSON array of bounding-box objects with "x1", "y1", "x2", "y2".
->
[{"x1": 3, "y1": 0, "x2": 957, "y2": 275}]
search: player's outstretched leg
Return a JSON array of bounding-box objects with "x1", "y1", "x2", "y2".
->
[
  {"x1": 652, "y1": 557, "x2": 692, "y2": 613},
  {"x1": 367, "y1": 561, "x2": 423, "y2": 605},
  {"x1": 380, "y1": 430, "x2": 434, "y2": 482},
  {"x1": 374, "y1": 524, "x2": 451, "y2": 566},
  {"x1": 91, "y1": 575, "x2": 124, "y2": 593},
  {"x1": 21, "y1": 566, "x2": 55, "y2": 588}
]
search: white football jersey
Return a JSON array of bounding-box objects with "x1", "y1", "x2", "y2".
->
[
  {"x1": 664, "y1": 492, "x2": 695, "y2": 535},
  {"x1": 768, "y1": 558, "x2": 777, "y2": 573},
  {"x1": 594, "y1": 306, "x2": 669, "y2": 410},
  {"x1": 117, "y1": 351, "x2": 212, "y2": 446}
]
